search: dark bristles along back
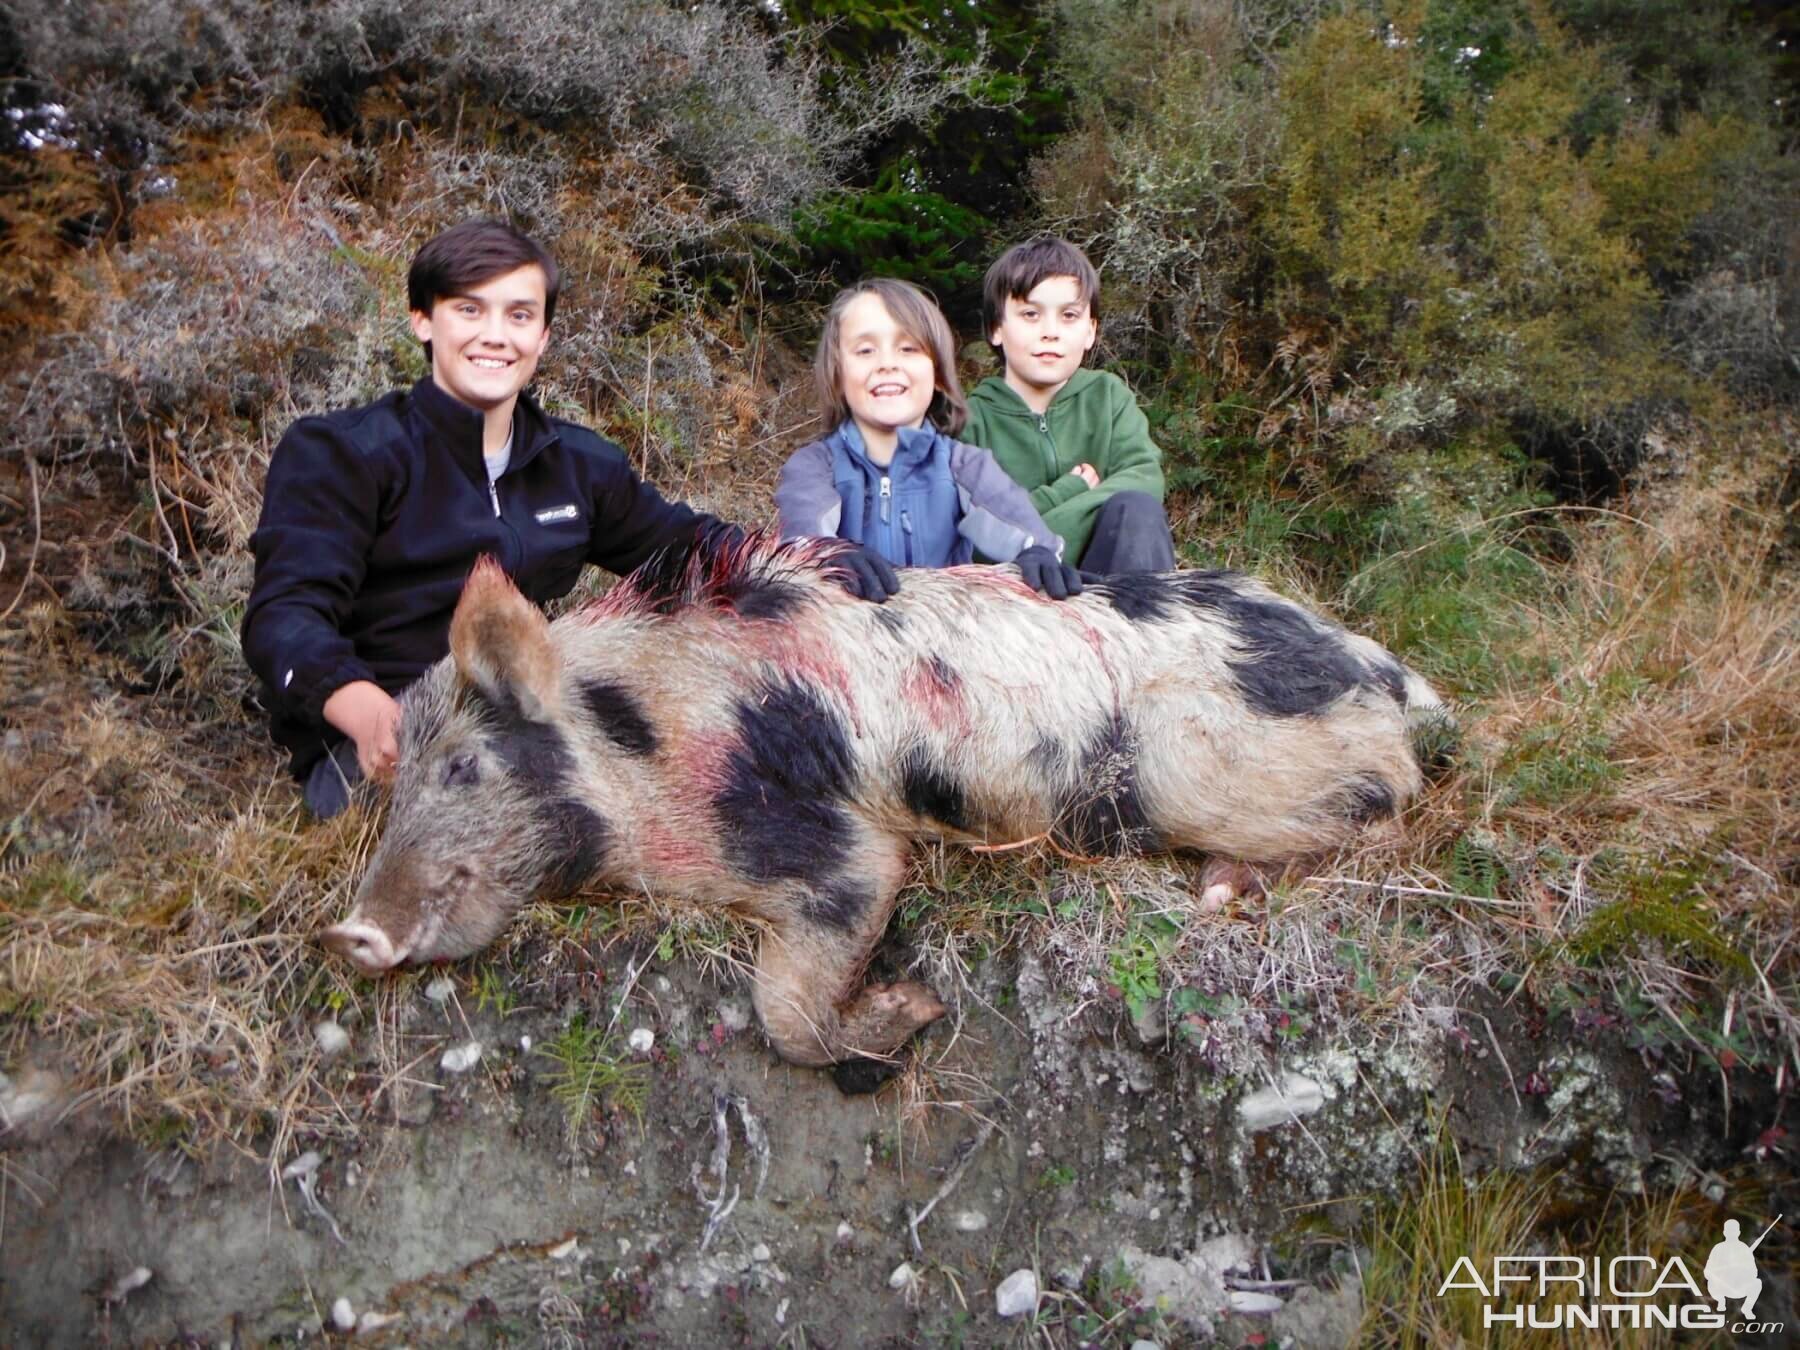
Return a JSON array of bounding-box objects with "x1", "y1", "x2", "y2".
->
[{"x1": 582, "y1": 526, "x2": 846, "y2": 624}]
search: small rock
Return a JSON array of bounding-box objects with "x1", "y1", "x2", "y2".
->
[
  {"x1": 1132, "y1": 998, "x2": 1168, "y2": 1044},
  {"x1": 995, "y1": 1269, "x2": 1038, "y2": 1318},
  {"x1": 628, "y1": 1027, "x2": 655, "y2": 1055},
  {"x1": 654, "y1": 975, "x2": 672, "y2": 994},
  {"x1": 751, "y1": 1243, "x2": 771, "y2": 1263},
  {"x1": 1117, "y1": 1244, "x2": 1222, "y2": 1333},
  {"x1": 0, "y1": 1067, "x2": 65, "y2": 1132},
  {"x1": 888, "y1": 1262, "x2": 917, "y2": 1290},
  {"x1": 1236, "y1": 1072, "x2": 1326, "y2": 1132},
  {"x1": 1196, "y1": 1232, "x2": 1256, "y2": 1275},
  {"x1": 776, "y1": 1297, "x2": 790, "y2": 1325},
  {"x1": 547, "y1": 1237, "x2": 583, "y2": 1261},
  {"x1": 423, "y1": 977, "x2": 455, "y2": 1005},
  {"x1": 356, "y1": 1310, "x2": 402, "y2": 1334},
  {"x1": 313, "y1": 1020, "x2": 349, "y2": 1058},
  {"x1": 1131, "y1": 1342, "x2": 1163, "y2": 1350},
  {"x1": 953, "y1": 1209, "x2": 989, "y2": 1231},
  {"x1": 440, "y1": 1041, "x2": 483, "y2": 1073},
  {"x1": 520, "y1": 1034, "x2": 532, "y2": 1052},
  {"x1": 331, "y1": 1297, "x2": 356, "y2": 1331},
  {"x1": 718, "y1": 999, "x2": 752, "y2": 1033},
  {"x1": 836, "y1": 1222, "x2": 855, "y2": 1244},
  {"x1": 1227, "y1": 1289, "x2": 1285, "y2": 1314},
  {"x1": 103, "y1": 1267, "x2": 152, "y2": 1304}
]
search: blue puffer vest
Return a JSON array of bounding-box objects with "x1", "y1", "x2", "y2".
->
[{"x1": 827, "y1": 420, "x2": 970, "y2": 568}]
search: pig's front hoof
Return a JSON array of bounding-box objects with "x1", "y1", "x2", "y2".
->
[
  {"x1": 839, "y1": 980, "x2": 949, "y2": 1060},
  {"x1": 831, "y1": 1055, "x2": 901, "y2": 1095}
]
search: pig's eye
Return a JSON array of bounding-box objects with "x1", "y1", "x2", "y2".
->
[{"x1": 443, "y1": 752, "x2": 480, "y2": 788}]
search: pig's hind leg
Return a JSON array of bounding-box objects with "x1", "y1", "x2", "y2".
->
[
  {"x1": 1198, "y1": 857, "x2": 1268, "y2": 914},
  {"x1": 748, "y1": 834, "x2": 947, "y2": 1072}
]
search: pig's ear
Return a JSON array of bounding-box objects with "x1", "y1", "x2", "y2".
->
[{"x1": 449, "y1": 557, "x2": 562, "y2": 720}]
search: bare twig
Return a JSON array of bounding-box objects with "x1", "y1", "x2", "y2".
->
[{"x1": 905, "y1": 1118, "x2": 995, "y2": 1259}]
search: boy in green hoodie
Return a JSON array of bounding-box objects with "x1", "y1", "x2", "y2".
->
[{"x1": 962, "y1": 237, "x2": 1176, "y2": 573}]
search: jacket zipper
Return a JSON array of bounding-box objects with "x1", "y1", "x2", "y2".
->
[
  {"x1": 490, "y1": 475, "x2": 521, "y2": 572},
  {"x1": 1037, "y1": 414, "x2": 1059, "y2": 482},
  {"x1": 879, "y1": 474, "x2": 892, "y2": 524}
]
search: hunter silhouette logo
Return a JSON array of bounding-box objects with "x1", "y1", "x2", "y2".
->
[
  {"x1": 1438, "y1": 1213, "x2": 1786, "y2": 1334},
  {"x1": 1706, "y1": 1216, "x2": 1779, "y2": 1317}
]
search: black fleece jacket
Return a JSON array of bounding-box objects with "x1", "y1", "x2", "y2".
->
[{"x1": 242, "y1": 378, "x2": 713, "y2": 779}]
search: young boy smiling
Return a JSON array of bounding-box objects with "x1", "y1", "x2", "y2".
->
[
  {"x1": 243, "y1": 219, "x2": 738, "y2": 819},
  {"x1": 961, "y1": 237, "x2": 1175, "y2": 573}
]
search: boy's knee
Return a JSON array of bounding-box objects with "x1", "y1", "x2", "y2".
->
[
  {"x1": 1096, "y1": 490, "x2": 1164, "y2": 526},
  {"x1": 1082, "y1": 490, "x2": 1176, "y2": 575},
  {"x1": 303, "y1": 740, "x2": 363, "y2": 820}
]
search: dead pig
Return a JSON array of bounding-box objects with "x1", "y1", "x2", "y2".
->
[{"x1": 320, "y1": 537, "x2": 1453, "y2": 1071}]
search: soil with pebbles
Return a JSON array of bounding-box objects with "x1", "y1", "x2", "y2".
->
[{"x1": 0, "y1": 935, "x2": 1790, "y2": 1348}]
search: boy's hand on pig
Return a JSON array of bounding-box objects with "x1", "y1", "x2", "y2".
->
[
  {"x1": 323, "y1": 680, "x2": 404, "y2": 782},
  {"x1": 1015, "y1": 546, "x2": 1084, "y2": 600},
  {"x1": 830, "y1": 545, "x2": 901, "y2": 603}
]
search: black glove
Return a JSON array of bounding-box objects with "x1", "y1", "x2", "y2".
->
[
  {"x1": 829, "y1": 544, "x2": 901, "y2": 603},
  {"x1": 1016, "y1": 545, "x2": 1083, "y2": 600}
]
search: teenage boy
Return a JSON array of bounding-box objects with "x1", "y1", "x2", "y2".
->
[
  {"x1": 962, "y1": 237, "x2": 1176, "y2": 574},
  {"x1": 244, "y1": 219, "x2": 798, "y2": 819}
]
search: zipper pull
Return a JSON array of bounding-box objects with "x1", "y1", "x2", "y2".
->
[
  {"x1": 1038, "y1": 416, "x2": 1049, "y2": 435},
  {"x1": 489, "y1": 481, "x2": 501, "y2": 518},
  {"x1": 900, "y1": 510, "x2": 914, "y2": 535},
  {"x1": 879, "y1": 475, "x2": 892, "y2": 524}
]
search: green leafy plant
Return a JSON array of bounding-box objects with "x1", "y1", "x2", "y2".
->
[
  {"x1": 538, "y1": 1015, "x2": 649, "y2": 1140},
  {"x1": 1108, "y1": 913, "x2": 1182, "y2": 1023}
]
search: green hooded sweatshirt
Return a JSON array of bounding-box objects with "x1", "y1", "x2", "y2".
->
[{"x1": 962, "y1": 367, "x2": 1164, "y2": 564}]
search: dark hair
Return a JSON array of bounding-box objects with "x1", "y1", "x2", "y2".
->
[
  {"x1": 407, "y1": 219, "x2": 561, "y2": 326},
  {"x1": 814, "y1": 278, "x2": 968, "y2": 437},
  {"x1": 980, "y1": 236, "x2": 1101, "y2": 347}
]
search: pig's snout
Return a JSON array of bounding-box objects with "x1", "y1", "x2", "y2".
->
[{"x1": 319, "y1": 919, "x2": 405, "y2": 974}]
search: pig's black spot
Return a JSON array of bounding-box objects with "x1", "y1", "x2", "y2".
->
[
  {"x1": 1367, "y1": 658, "x2": 1409, "y2": 709},
  {"x1": 832, "y1": 1056, "x2": 900, "y2": 1095},
  {"x1": 715, "y1": 679, "x2": 855, "y2": 887},
  {"x1": 1029, "y1": 736, "x2": 1067, "y2": 777},
  {"x1": 803, "y1": 878, "x2": 870, "y2": 933},
  {"x1": 579, "y1": 679, "x2": 658, "y2": 757},
  {"x1": 872, "y1": 606, "x2": 907, "y2": 637},
  {"x1": 474, "y1": 686, "x2": 579, "y2": 788},
  {"x1": 730, "y1": 576, "x2": 806, "y2": 621},
  {"x1": 927, "y1": 653, "x2": 961, "y2": 691},
  {"x1": 1176, "y1": 573, "x2": 1363, "y2": 717},
  {"x1": 542, "y1": 797, "x2": 613, "y2": 892},
  {"x1": 1322, "y1": 773, "x2": 1397, "y2": 825},
  {"x1": 900, "y1": 745, "x2": 970, "y2": 833},
  {"x1": 469, "y1": 687, "x2": 611, "y2": 892},
  {"x1": 1092, "y1": 572, "x2": 1178, "y2": 622},
  {"x1": 1053, "y1": 714, "x2": 1158, "y2": 856}
]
